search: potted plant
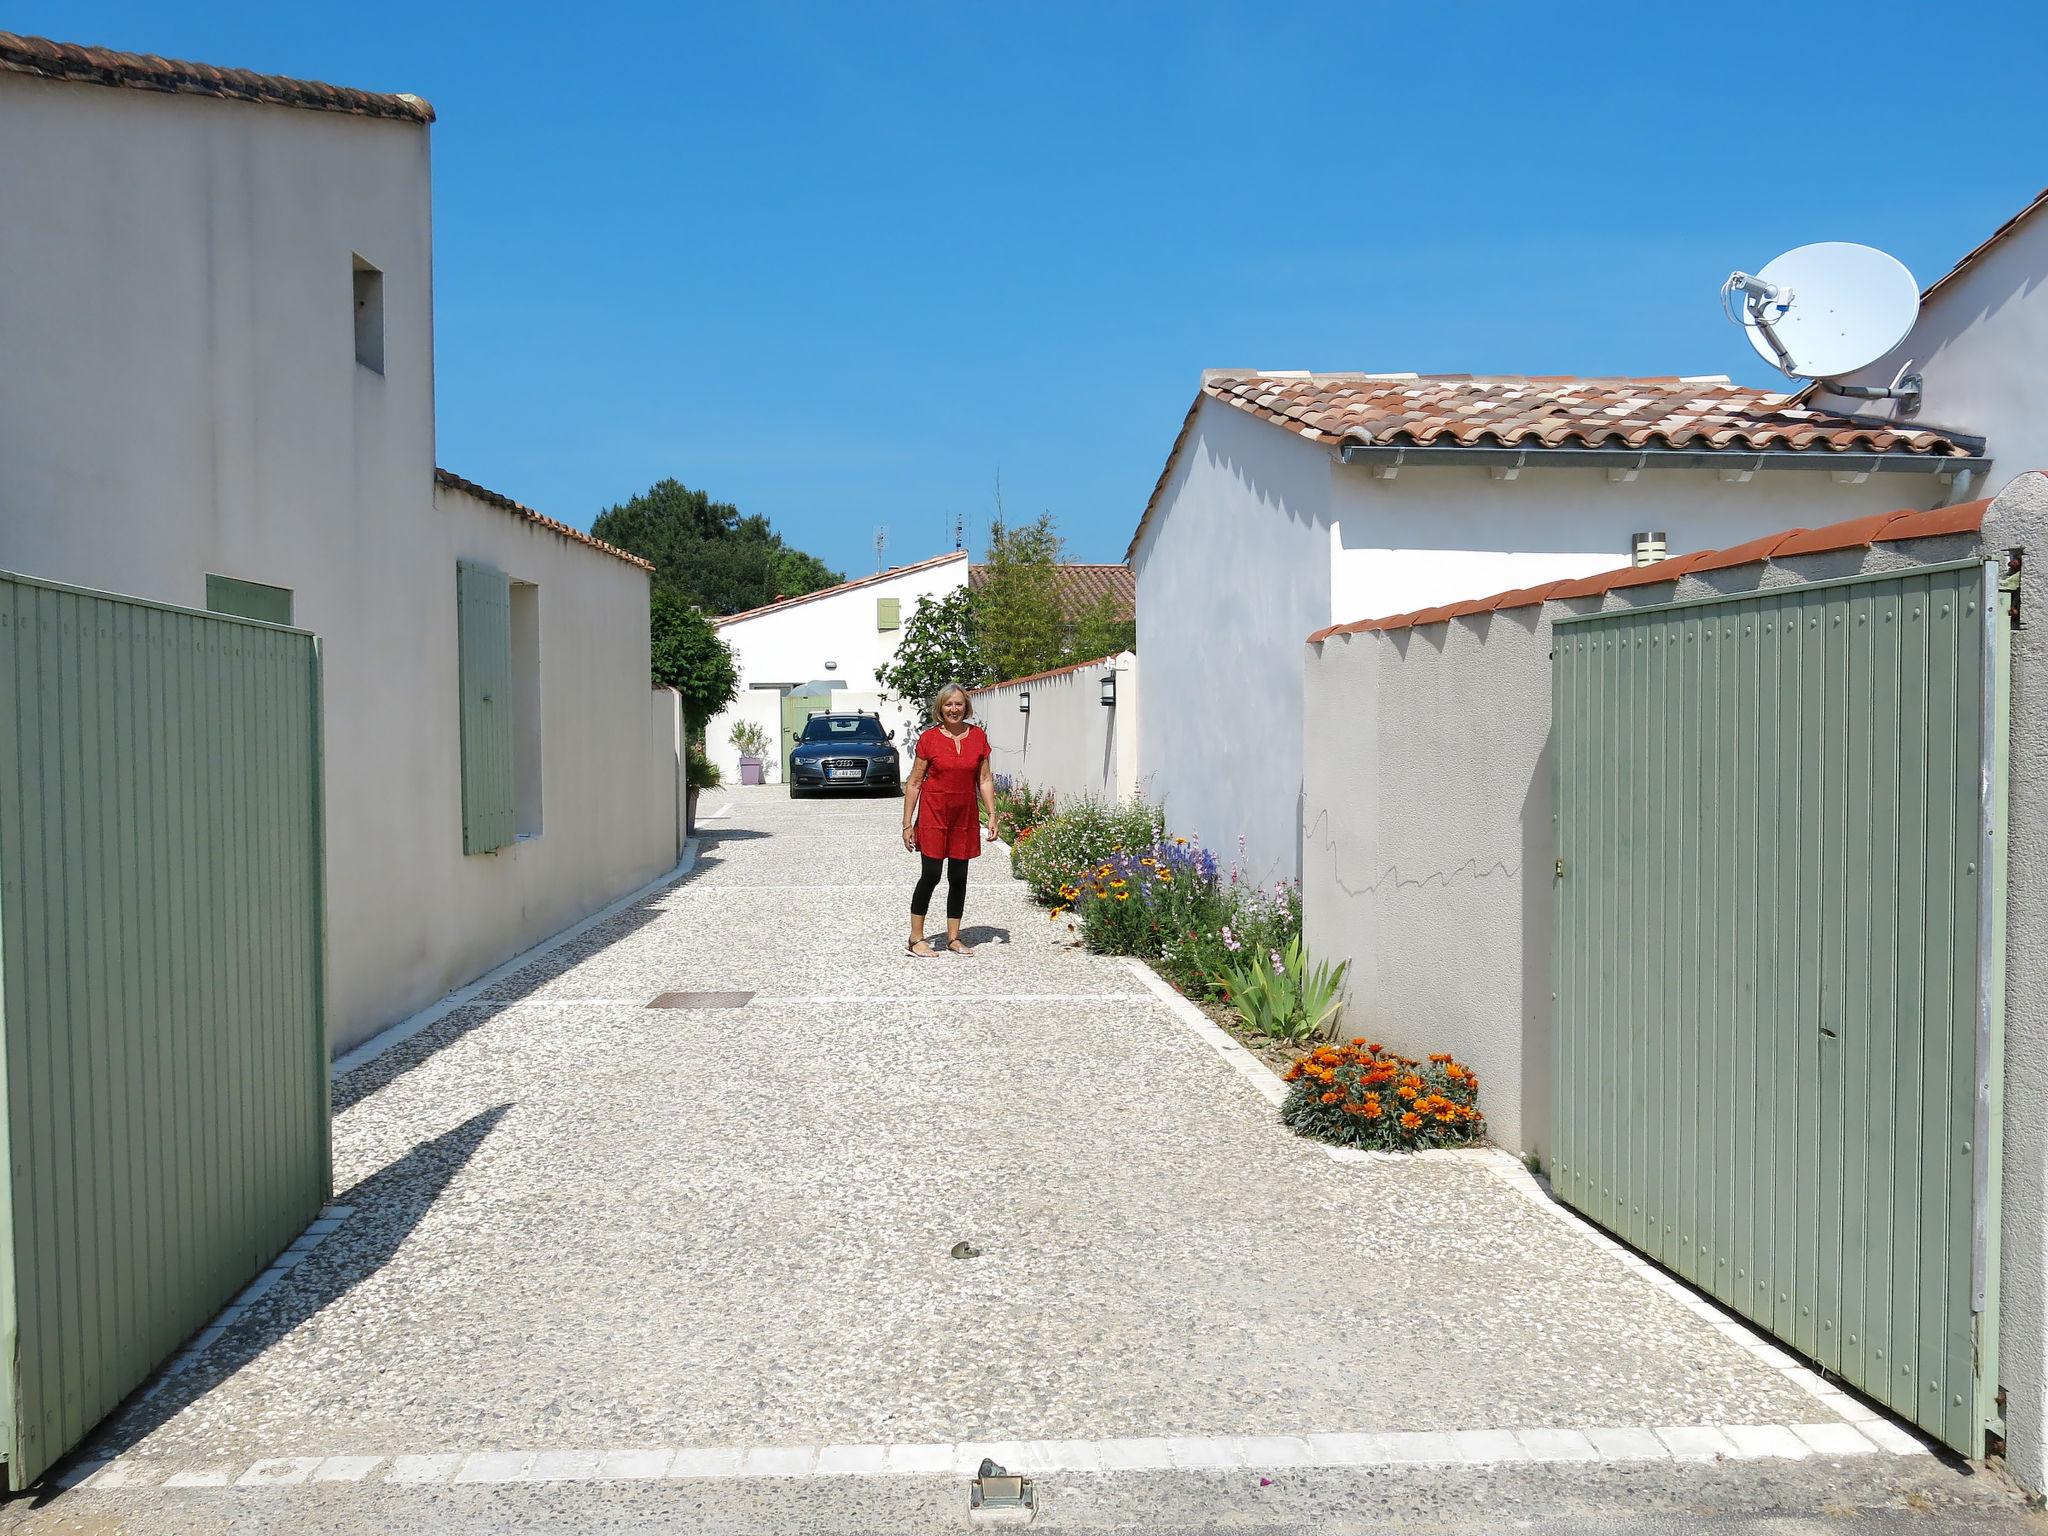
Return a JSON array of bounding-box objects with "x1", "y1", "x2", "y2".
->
[
  {"x1": 730, "y1": 719, "x2": 770, "y2": 786},
  {"x1": 686, "y1": 740, "x2": 721, "y2": 831}
]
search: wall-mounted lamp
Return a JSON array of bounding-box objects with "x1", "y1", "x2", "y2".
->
[
  {"x1": 1018, "y1": 690, "x2": 1031, "y2": 714},
  {"x1": 1629, "y1": 531, "x2": 1668, "y2": 567},
  {"x1": 824, "y1": 659, "x2": 839, "y2": 671},
  {"x1": 1100, "y1": 672, "x2": 1116, "y2": 707}
]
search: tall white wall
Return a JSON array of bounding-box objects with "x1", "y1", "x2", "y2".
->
[
  {"x1": 1134, "y1": 397, "x2": 1336, "y2": 881},
  {"x1": 976, "y1": 653, "x2": 1137, "y2": 810},
  {"x1": 707, "y1": 554, "x2": 968, "y2": 781},
  {"x1": 1819, "y1": 203, "x2": 2048, "y2": 500},
  {"x1": 0, "y1": 77, "x2": 680, "y2": 1054}
]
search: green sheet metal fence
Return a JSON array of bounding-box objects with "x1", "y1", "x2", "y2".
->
[
  {"x1": 1552, "y1": 561, "x2": 2008, "y2": 1457},
  {"x1": 0, "y1": 572, "x2": 328, "y2": 1488}
]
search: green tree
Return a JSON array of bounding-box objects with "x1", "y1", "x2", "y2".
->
[
  {"x1": 592, "y1": 478, "x2": 842, "y2": 616},
  {"x1": 972, "y1": 513, "x2": 1069, "y2": 682},
  {"x1": 1068, "y1": 590, "x2": 1136, "y2": 661},
  {"x1": 650, "y1": 593, "x2": 739, "y2": 732},
  {"x1": 877, "y1": 587, "x2": 987, "y2": 720}
]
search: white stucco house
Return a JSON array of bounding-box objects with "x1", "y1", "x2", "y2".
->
[
  {"x1": 1130, "y1": 370, "x2": 1991, "y2": 883},
  {"x1": 707, "y1": 551, "x2": 970, "y2": 783},
  {"x1": 0, "y1": 34, "x2": 686, "y2": 1055}
]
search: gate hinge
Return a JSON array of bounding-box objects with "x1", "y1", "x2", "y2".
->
[
  {"x1": 2002, "y1": 548, "x2": 2023, "y2": 629},
  {"x1": 1555, "y1": 858, "x2": 1566, "y2": 880}
]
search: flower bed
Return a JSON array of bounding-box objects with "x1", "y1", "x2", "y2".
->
[{"x1": 1280, "y1": 1041, "x2": 1485, "y2": 1151}]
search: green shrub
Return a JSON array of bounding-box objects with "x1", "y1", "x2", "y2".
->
[
  {"x1": 729, "y1": 719, "x2": 771, "y2": 757},
  {"x1": 992, "y1": 774, "x2": 1057, "y2": 846},
  {"x1": 1013, "y1": 798, "x2": 1163, "y2": 906},
  {"x1": 1218, "y1": 938, "x2": 1347, "y2": 1042},
  {"x1": 1154, "y1": 873, "x2": 1301, "y2": 1002},
  {"x1": 1281, "y1": 1042, "x2": 1486, "y2": 1151},
  {"x1": 686, "y1": 742, "x2": 722, "y2": 789}
]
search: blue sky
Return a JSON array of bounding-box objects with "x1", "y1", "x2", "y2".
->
[{"x1": 23, "y1": 3, "x2": 2048, "y2": 574}]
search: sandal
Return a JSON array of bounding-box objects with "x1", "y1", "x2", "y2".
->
[
  {"x1": 906, "y1": 938, "x2": 938, "y2": 958},
  {"x1": 947, "y1": 938, "x2": 975, "y2": 956}
]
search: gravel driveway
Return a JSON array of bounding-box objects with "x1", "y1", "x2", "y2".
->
[{"x1": 19, "y1": 786, "x2": 2038, "y2": 1532}]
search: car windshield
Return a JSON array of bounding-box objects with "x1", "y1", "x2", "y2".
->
[{"x1": 800, "y1": 715, "x2": 886, "y2": 743}]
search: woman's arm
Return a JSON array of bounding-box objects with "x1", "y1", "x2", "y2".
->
[
  {"x1": 978, "y1": 754, "x2": 997, "y2": 834},
  {"x1": 902, "y1": 758, "x2": 927, "y2": 852}
]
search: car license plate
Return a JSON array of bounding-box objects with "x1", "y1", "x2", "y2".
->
[{"x1": 830, "y1": 768, "x2": 862, "y2": 780}]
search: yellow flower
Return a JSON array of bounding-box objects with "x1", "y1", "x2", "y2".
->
[
  {"x1": 1114, "y1": 891, "x2": 1131, "y2": 902},
  {"x1": 1173, "y1": 835, "x2": 1187, "y2": 845},
  {"x1": 1156, "y1": 871, "x2": 1174, "y2": 883},
  {"x1": 1048, "y1": 907, "x2": 1067, "y2": 919},
  {"x1": 1109, "y1": 879, "x2": 1127, "y2": 889}
]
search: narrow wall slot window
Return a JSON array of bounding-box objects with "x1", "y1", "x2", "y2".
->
[
  {"x1": 352, "y1": 255, "x2": 385, "y2": 374},
  {"x1": 456, "y1": 561, "x2": 515, "y2": 853},
  {"x1": 510, "y1": 581, "x2": 543, "y2": 838},
  {"x1": 205, "y1": 574, "x2": 294, "y2": 626}
]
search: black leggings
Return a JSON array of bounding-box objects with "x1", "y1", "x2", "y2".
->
[{"x1": 911, "y1": 855, "x2": 969, "y2": 921}]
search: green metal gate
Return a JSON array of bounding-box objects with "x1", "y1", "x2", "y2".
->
[
  {"x1": 0, "y1": 572, "x2": 329, "y2": 1488},
  {"x1": 1552, "y1": 560, "x2": 2007, "y2": 1457}
]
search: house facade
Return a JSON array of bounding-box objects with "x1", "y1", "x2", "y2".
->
[
  {"x1": 1130, "y1": 372, "x2": 1988, "y2": 881},
  {"x1": 707, "y1": 552, "x2": 970, "y2": 783},
  {"x1": 0, "y1": 36, "x2": 685, "y2": 1055}
]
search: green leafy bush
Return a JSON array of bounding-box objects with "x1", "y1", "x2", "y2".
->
[
  {"x1": 1012, "y1": 798, "x2": 1163, "y2": 906},
  {"x1": 992, "y1": 774, "x2": 1056, "y2": 848},
  {"x1": 729, "y1": 719, "x2": 770, "y2": 757},
  {"x1": 1281, "y1": 1042, "x2": 1486, "y2": 1151},
  {"x1": 1154, "y1": 874, "x2": 1301, "y2": 1003},
  {"x1": 686, "y1": 742, "x2": 722, "y2": 790}
]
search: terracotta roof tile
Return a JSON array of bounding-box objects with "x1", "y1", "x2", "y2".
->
[
  {"x1": 1131, "y1": 370, "x2": 1978, "y2": 560},
  {"x1": 1307, "y1": 497, "x2": 1990, "y2": 644},
  {"x1": 0, "y1": 31, "x2": 434, "y2": 122},
  {"x1": 434, "y1": 469, "x2": 652, "y2": 571},
  {"x1": 970, "y1": 562, "x2": 1135, "y2": 620},
  {"x1": 970, "y1": 653, "x2": 1120, "y2": 694},
  {"x1": 713, "y1": 551, "x2": 967, "y2": 626}
]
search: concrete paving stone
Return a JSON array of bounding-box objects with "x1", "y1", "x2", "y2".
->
[
  {"x1": 1377, "y1": 1432, "x2": 1460, "y2": 1464},
  {"x1": 1655, "y1": 1426, "x2": 1739, "y2": 1461},
  {"x1": 1793, "y1": 1422, "x2": 1884, "y2": 1456},
  {"x1": 79, "y1": 1461, "x2": 150, "y2": 1489},
  {"x1": 1446, "y1": 1428, "x2": 1528, "y2": 1463},
  {"x1": 1301, "y1": 1432, "x2": 1382, "y2": 1466},
  {"x1": 1582, "y1": 1426, "x2": 1669, "y2": 1460},
  {"x1": 1854, "y1": 1418, "x2": 1932, "y2": 1454},
  {"x1": 310, "y1": 1455, "x2": 385, "y2": 1482},
  {"x1": 452, "y1": 1450, "x2": 532, "y2": 1483},
  {"x1": 953, "y1": 1441, "x2": 1031, "y2": 1477},
  {"x1": 884, "y1": 1443, "x2": 955, "y2": 1474},
  {"x1": 383, "y1": 1453, "x2": 461, "y2": 1484},
  {"x1": 815, "y1": 1444, "x2": 892, "y2": 1475},
  {"x1": 1813, "y1": 1391, "x2": 1882, "y2": 1423},
  {"x1": 1166, "y1": 1436, "x2": 1245, "y2": 1468},
  {"x1": 1515, "y1": 1428, "x2": 1599, "y2": 1462},
  {"x1": 526, "y1": 1448, "x2": 605, "y2": 1480},
  {"x1": 596, "y1": 1448, "x2": 674, "y2": 1479},
  {"x1": 1092, "y1": 1437, "x2": 1178, "y2": 1470},
  {"x1": 1225, "y1": 1434, "x2": 1315, "y2": 1468},
  {"x1": 160, "y1": 1468, "x2": 233, "y2": 1487},
  {"x1": 668, "y1": 1447, "x2": 745, "y2": 1478},
  {"x1": 50, "y1": 1460, "x2": 111, "y2": 1490},
  {"x1": 1722, "y1": 1424, "x2": 1811, "y2": 1460},
  {"x1": 739, "y1": 1445, "x2": 818, "y2": 1477},
  {"x1": 1010, "y1": 1439, "x2": 1102, "y2": 1472},
  {"x1": 234, "y1": 1456, "x2": 322, "y2": 1486}
]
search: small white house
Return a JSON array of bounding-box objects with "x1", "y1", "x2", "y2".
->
[
  {"x1": 0, "y1": 35, "x2": 686, "y2": 1054},
  {"x1": 707, "y1": 551, "x2": 969, "y2": 783},
  {"x1": 1129, "y1": 370, "x2": 1989, "y2": 883}
]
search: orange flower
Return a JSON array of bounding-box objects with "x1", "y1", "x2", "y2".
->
[
  {"x1": 1445, "y1": 1064, "x2": 1466, "y2": 1081},
  {"x1": 1399, "y1": 1111, "x2": 1423, "y2": 1132},
  {"x1": 1351, "y1": 1037, "x2": 1367, "y2": 1047},
  {"x1": 1362, "y1": 1097, "x2": 1384, "y2": 1120},
  {"x1": 1397, "y1": 1086, "x2": 1418, "y2": 1101},
  {"x1": 1321, "y1": 1091, "x2": 1340, "y2": 1104},
  {"x1": 1366, "y1": 1042, "x2": 1383, "y2": 1055}
]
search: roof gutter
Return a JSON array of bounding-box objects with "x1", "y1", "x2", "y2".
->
[{"x1": 1337, "y1": 443, "x2": 1991, "y2": 481}]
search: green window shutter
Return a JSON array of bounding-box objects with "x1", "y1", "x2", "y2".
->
[
  {"x1": 456, "y1": 560, "x2": 515, "y2": 854},
  {"x1": 877, "y1": 596, "x2": 900, "y2": 631},
  {"x1": 206, "y1": 574, "x2": 294, "y2": 626}
]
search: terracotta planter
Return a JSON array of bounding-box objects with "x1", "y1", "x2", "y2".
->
[{"x1": 686, "y1": 785, "x2": 700, "y2": 833}]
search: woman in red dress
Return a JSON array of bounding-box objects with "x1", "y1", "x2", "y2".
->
[{"x1": 902, "y1": 682, "x2": 997, "y2": 956}]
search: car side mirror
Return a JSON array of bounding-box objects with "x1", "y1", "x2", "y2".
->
[{"x1": 887, "y1": 729, "x2": 896, "y2": 740}]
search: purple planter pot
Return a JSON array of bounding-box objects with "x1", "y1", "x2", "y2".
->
[{"x1": 738, "y1": 755, "x2": 764, "y2": 786}]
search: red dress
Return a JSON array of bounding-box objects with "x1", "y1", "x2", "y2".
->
[{"x1": 914, "y1": 725, "x2": 989, "y2": 860}]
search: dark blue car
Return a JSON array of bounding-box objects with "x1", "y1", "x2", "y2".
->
[{"x1": 788, "y1": 711, "x2": 901, "y2": 797}]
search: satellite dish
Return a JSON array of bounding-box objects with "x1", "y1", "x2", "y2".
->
[{"x1": 1721, "y1": 242, "x2": 1920, "y2": 388}]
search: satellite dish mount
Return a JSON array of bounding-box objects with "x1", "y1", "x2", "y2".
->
[{"x1": 1721, "y1": 242, "x2": 1923, "y2": 412}]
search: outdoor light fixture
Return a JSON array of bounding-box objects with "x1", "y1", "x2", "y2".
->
[
  {"x1": 1018, "y1": 690, "x2": 1030, "y2": 714},
  {"x1": 1100, "y1": 672, "x2": 1115, "y2": 707},
  {"x1": 1630, "y1": 531, "x2": 1669, "y2": 567}
]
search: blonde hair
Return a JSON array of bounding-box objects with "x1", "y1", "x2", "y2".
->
[{"x1": 930, "y1": 682, "x2": 974, "y2": 723}]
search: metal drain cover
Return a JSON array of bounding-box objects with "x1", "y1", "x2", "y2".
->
[
  {"x1": 970, "y1": 1460, "x2": 1034, "y2": 1525},
  {"x1": 647, "y1": 991, "x2": 755, "y2": 1009}
]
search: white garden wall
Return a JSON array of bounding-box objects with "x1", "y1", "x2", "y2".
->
[{"x1": 975, "y1": 652, "x2": 1138, "y2": 811}]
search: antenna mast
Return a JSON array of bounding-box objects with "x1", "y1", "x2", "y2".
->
[{"x1": 873, "y1": 525, "x2": 888, "y2": 573}]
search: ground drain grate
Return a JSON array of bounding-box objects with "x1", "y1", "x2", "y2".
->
[{"x1": 647, "y1": 991, "x2": 756, "y2": 1009}]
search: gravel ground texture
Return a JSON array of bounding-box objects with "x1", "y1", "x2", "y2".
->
[{"x1": 22, "y1": 786, "x2": 2017, "y2": 1530}]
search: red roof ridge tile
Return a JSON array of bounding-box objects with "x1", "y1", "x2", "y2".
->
[
  {"x1": 712, "y1": 550, "x2": 968, "y2": 626},
  {"x1": 0, "y1": 31, "x2": 434, "y2": 122},
  {"x1": 969, "y1": 654, "x2": 1120, "y2": 695},
  {"x1": 1306, "y1": 498, "x2": 1991, "y2": 645},
  {"x1": 434, "y1": 469, "x2": 652, "y2": 571}
]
